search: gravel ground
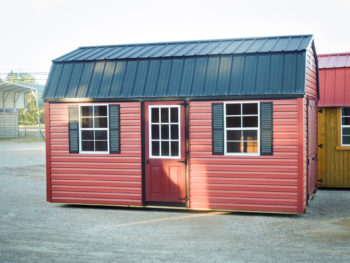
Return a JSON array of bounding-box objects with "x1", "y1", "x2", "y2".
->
[{"x1": 0, "y1": 137, "x2": 349, "y2": 263}]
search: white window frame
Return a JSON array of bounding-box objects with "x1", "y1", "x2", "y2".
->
[
  {"x1": 78, "y1": 104, "x2": 109, "y2": 154},
  {"x1": 341, "y1": 107, "x2": 350, "y2": 146},
  {"x1": 148, "y1": 105, "x2": 181, "y2": 159},
  {"x1": 224, "y1": 101, "x2": 260, "y2": 156}
]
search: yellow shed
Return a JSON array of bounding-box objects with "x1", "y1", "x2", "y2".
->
[{"x1": 318, "y1": 53, "x2": 350, "y2": 188}]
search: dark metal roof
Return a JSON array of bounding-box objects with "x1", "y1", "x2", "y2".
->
[
  {"x1": 44, "y1": 35, "x2": 315, "y2": 100},
  {"x1": 55, "y1": 35, "x2": 313, "y2": 62},
  {"x1": 318, "y1": 53, "x2": 350, "y2": 69}
]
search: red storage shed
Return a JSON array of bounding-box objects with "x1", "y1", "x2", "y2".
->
[
  {"x1": 43, "y1": 35, "x2": 319, "y2": 214},
  {"x1": 318, "y1": 53, "x2": 350, "y2": 187}
]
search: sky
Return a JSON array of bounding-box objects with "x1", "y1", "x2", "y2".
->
[{"x1": 0, "y1": 0, "x2": 349, "y2": 84}]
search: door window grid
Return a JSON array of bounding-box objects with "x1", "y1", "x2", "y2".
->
[
  {"x1": 341, "y1": 107, "x2": 350, "y2": 146},
  {"x1": 79, "y1": 104, "x2": 109, "y2": 153},
  {"x1": 224, "y1": 102, "x2": 260, "y2": 156},
  {"x1": 149, "y1": 106, "x2": 181, "y2": 158}
]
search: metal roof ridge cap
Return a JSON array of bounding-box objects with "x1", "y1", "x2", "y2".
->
[
  {"x1": 77, "y1": 34, "x2": 314, "y2": 49},
  {"x1": 50, "y1": 49, "x2": 308, "y2": 64}
]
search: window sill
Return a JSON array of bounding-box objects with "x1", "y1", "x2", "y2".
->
[{"x1": 336, "y1": 146, "x2": 350, "y2": 151}]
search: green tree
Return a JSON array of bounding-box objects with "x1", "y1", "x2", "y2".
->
[
  {"x1": 6, "y1": 71, "x2": 35, "y2": 84},
  {"x1": 18, "y1": 93, "x2": 44, "y2": 125}
]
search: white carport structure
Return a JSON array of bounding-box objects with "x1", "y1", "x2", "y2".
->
[{"x1": 0, "y1": 82, "x2": 39, "y2": 138}]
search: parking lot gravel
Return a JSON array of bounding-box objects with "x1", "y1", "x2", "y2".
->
[{"x1": 0, "y1": 137, "x2": 349, "y2": 263}]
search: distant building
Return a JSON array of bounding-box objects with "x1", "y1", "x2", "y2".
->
[{"x1": 318, "y1": 53, "x2": 350, "y2": 188}]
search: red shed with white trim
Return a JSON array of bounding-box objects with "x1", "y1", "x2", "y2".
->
[{"x1": 43, "y1": 35, "x2": 319, "y2": 214}]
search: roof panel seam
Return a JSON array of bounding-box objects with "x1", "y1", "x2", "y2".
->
[
  {"x1": 226, "y1": 55, "x2": 234, "y2": 95},
  {"x1": 279, "y1": 54, "x2": 285, "y2": 94},
  {"x1": 74, "y1": 63, "x2": 85, "y2": 98},
  {"x1": 177, "y1": 57, "x2": 186, "y2": 96},
  {"x1": 164, "y1": 58, "x2": 174, "y2": 96},
  {"x1": 140, "y1": 60, "x2": 151, "y2": 96},
  {"x1": 213, "y1": 55, "x2": 222, "y2": 95},
  {"x1": 188, "y1": 57, "x2": 197, "y2": 96},
  {"x1": 62, "y1": 63, "x2": 75, "y2": 97},
  {"x1": 53, "y1": 65, "x2": 64, "y2": 98},
  {"x1": 83, "y1": 62, "x2": 96, "y2": 98}
]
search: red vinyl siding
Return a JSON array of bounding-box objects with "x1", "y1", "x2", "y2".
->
[
  {"x1": 304, "y1": 46, "x2": 318, "y2": 205},
  {"x1": 46, "y1": 102, "x2": 142, "y2": 206},
  {"x1": 188, "y1": 99, "x2": 305, "y2": 213},
  {"x1": 305, "y1": 46, "x2": 318, "y2": 99},
  {"x1": 319, "y1": 67, "x2": 350, "y2": 107}
]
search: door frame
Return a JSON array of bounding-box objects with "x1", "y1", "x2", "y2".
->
[
  {"x1": 306, "y1": 96, "x2": 318, "y2": 201},
  {"x1": 141, "y1": 100, "x2": 189, "y2": 208}
]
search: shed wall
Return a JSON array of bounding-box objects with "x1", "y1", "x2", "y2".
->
[
  {"x1": 188, "y1": 99, "x2": 304, "y2": 213},
  {"x1": 0, "y1": 112, "x2": 18, "y2": 138},
  {"x1": 304, "y1": 45, "x2": 318, "y2": 202},
  {"x1": 318, "y1": 68, "x2": 350, "y2": 107},
  {"x1": 305, "y1": 46, "x2": 318, "y2": 99},
  {"x1": 47, "y1": 102, "x2": 143, "y2": 205},
  {"x1": 318, "y1": 107, "x2": 350, "y2": 187}
]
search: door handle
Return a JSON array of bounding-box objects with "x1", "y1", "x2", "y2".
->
[
  {"x1": 178, "y1": 160, "x2": 186, "y2": 164},
  {"x1": 146, "y1": 160, "x2": 149, "y2": 164}
]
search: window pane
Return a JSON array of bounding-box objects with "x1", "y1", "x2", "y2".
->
[
  {"x1": 243, "y1": 130, "x2": 257, "y2": 141},
  {"x1": 94, "y1": 106, "x2": 107, "y2": 116},
  {"x1": 95, "y1": 117, "x2": 108, "y2": 128},
  {"x1": 82, "y1": 130, "x2": 94, "y2": 140},
  {"x1": 342, "y1": 117, "x2": 350, "y2": 125},
  {"x1": 151, "y1": 108, "x2": 159, "y2": 123},
  {"x1": 161, "y1": 108, "x2": 169, "y2": 123},
  {"x1": 152, "y1": 125, "x2": 159, "y2": 139},
  {"x1": 171, "y1": 107, "x2": 178, "y2": 123},
  {"x1": 243, "y1": 141, "x2": 258, "y2": 153},
  {"x1": 243, "y1": 116, "x2": 258, "y2": 127},
  {"x1": 226, "y1": 104, "x2": 240, "y2": 115},
  {"x1": 82, "y1": 141, "x2": 94, "y2": 151},
  {"x1": 226, "y1": 117, "x2": 241, "y2": 127},
  {"x1": 95, "y1": 130, "x2": 107, "y2": 140},
  {"x1": 227, "y1": 142, "x2": 241, "y2": 153},
  {"x1": 342, "y1": 107, "x2": 350, "y2": 116},
  {"x1": 171, "y1": 124, "x2": 179, "y2": 139},
  {"x1": 161, "y1": 125, "x2": 169, "y2": 139},
  {"x1": 152, "y1": 141, "x2": 159, "y2": 156},
  {"x1": 95, "y1": 141, "x2": 108, "y2": 151},
  {"x1": 343, "y1": 127, "x2": 350, "y2": 136},
  {"x1": 171, "y1": 141, "x2": 179, "y2": 156},
  {"x1": 227, "y1": 130, "x2": 241, "y2": 140},
  {"x1": 161, "y1": 141, "x2": 169, "y2": 156},
  {"x1": 82, "y1": 117, "x2": 93, "y2": 128},
  {"x1": 243, "y1": 103, "x2": 258, "y2": 115},
  {"x1": 81, "y1": 106, "x2": 93, "y2": 116},
  {"x1": 343, "y1": 136, "x2": 350, "y2": 145}
]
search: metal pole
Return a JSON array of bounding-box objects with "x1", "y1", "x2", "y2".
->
[
  {"x1": 33, "y1": 90, "x2": 41, "y2": 139},
  {"x1": 24, "y1": 94, "x2": 26, "y2": 136}
]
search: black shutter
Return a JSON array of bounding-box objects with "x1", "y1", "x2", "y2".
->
[
  {"x1": 109, "y1": 104, "x2": 120, "y2": 154},
  {"x1": 212, "y1": 103, "x2": 224, "y2": 155},
  {"x1": 68, "y1": 106, "x2": 79, "y2": 153},
  {"x1": 260, "y1": 102, "x2": 273, "y2": 155}
]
